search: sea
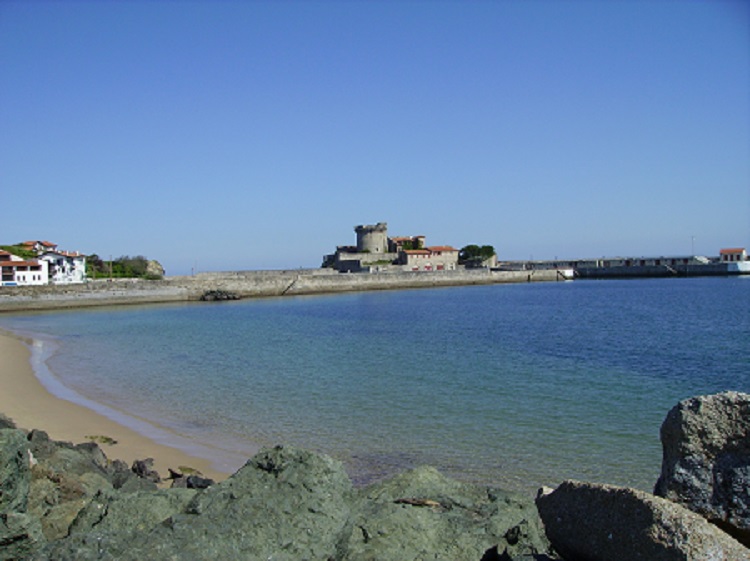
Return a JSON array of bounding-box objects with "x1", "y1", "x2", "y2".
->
[{"x1": 1, "y1": 276, "x2": 748, "y2": 494}]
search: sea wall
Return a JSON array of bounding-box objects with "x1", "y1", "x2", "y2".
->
[
  {"x1": 575, "y1": 262, "x2": 743, "y2": 279},
  {"x1": 0, "y1": 268, "x2": 567, "y2": 312}
]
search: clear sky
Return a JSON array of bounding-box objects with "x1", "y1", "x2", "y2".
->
[{"x1": 2, "y1": 1, "x2": 748, "y2": 275}]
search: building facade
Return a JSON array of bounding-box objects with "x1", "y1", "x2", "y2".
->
[
  {"x1": 720, "y1": 248, "x2": 748, "y2": 262},
  {"x1": 39, "y1": 251, "x2": 87, "y2": 284},
  {"x1": 0, "y1": 251, "x2": 49, "y2": 286},
  {"x1": 325, "y1": 223, "x2": 459, "y2": 272}
]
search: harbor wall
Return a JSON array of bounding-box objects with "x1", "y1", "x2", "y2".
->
[
  {"x1": 574, "y1": 262, "x2": 747, "y2": 279},
  {"x1": 0, "y1": 268, "x2": 567, "y2": 312}
]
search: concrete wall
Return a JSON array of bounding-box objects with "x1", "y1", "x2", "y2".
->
[{"x1": 0, "y1": 268, "x2": 568, "y2": 312}]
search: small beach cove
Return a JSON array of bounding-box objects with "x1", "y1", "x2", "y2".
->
[
  {"x1": 0, "y1": 329, "x2": 231, "y2": 484},
  {"x1": 1, "y1": 276, "x2": 748, "y2": 495}
]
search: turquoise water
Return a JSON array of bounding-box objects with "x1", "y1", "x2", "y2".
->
[{"x1": 2, "y1": 277, "x2": 749, "y2": 493}]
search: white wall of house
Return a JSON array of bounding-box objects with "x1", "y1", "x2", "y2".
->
[
  {"x1": 40, "y1": 252, "x2": 87, "y2": 284},
  {"x1": 0, "y1": 259, "x2": 49, "y2": 286},
  {"x1": 720, "y1": 249, "x2": 747, "y2": 262}
]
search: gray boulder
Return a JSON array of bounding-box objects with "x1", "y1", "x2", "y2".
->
[
  {"x1": 0, "y1": 414, "x2": 16, "y2": 430},
  {"x1": 0, "y1": 512, "x2": 45, "y2": 561},
  {"x1": 0, "y1": 429, "x2": 31, "y2": 514},
  {"x1": 343, "y1": 465, "x2": 551, "y2": 560},
  {"x1": 536, "y1": 480, "x2": 750, "y2": 561},
  {"x1": 31, "y1": 445, "x2": 556, "y2": 561},
  {"x1": 654, "y1": 391, "x2": 750, "y2": 546},
  {"x1": 40, "y1": 445, "x2": 354, "y2": 561}
]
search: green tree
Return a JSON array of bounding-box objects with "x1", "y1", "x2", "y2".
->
[{"x1": 459, "y1": 244, "x2": 496, "y2": 264}]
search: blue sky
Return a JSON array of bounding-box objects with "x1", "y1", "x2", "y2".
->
[{"x1": 1, "y1": 1, "x2": 748, "y2": 274}]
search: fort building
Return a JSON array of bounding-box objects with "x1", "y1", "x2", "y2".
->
[{"x1": 324, "y1": 222, "x2": 459, "y2": 273}]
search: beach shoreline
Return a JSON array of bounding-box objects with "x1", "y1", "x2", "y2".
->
[{"x1": 0, "y1": 329, "x2": 230, "y2": 483}]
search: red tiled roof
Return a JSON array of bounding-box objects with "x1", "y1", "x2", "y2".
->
[
  {"x1": 42, "y1": 250, "x2": 84, "y2": 258},
  {"x1": 22, "y1": 240, "x2": 57, "y2": 248},
  {"x1": 0, "y1": 260, "x2": 41, "y2": 268},
  {"x1": 427, "y1": 246, "x2": 458, "y2": 252},
  {"x1": 719, "y1": 248, "x2": 745, "y2": 254},
  {"x1": 403, "y1": 249, "x2": 431, "y2": 255}
]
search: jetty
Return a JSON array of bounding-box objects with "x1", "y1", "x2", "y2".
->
[
  {"x1": 497, "y1": 249, "x2": 750, "y2": 279},
  {"x1": 0, "y1": 268, "x2": 571, "y2": 312}
]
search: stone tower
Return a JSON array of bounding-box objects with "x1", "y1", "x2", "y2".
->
[{"x1": 355, "y1": 222, "x2": 388, "y2": 253}]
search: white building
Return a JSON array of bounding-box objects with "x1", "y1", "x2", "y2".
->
[
  {"x1": 0, "y1": 251, "x2": 49, "y2": 286},
  {"x1": 399, "y1": 246, "x2": 459, "y2": 271},
  {"x1": 39, "y1": 251, "x2": 87, "y2": 284},
  {"x1": 719, "y1": 248, "x2": 747, "y2": 262}
]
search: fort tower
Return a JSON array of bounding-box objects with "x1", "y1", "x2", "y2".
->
[{"x1": 355, "y1": 222, "x2": 388, "y2": 253}]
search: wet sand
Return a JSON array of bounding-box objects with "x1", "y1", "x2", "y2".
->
[{"x1": 0, "y1": 330, "x2": 230, "y2": 483}]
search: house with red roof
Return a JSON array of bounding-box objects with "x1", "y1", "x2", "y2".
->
[
  {"x1": 0, "y1": 250, "x2": 49, "y2": 286},
  {"x1": 719, "y1": 248, "x2": 747, "y2": 263},
  {"x1": 399, "y1": 246, "x2": 459, "y2": 271}
]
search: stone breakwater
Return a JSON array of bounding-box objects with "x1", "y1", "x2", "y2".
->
[
  {"x1": 1, "y1": 392, "x2": 749, "y2": 560},
  {"x1": 0, "y1": 268, "x2": 567, "y2": 312}
]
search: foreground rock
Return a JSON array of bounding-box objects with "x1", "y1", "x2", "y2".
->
[
  {"x1": 537, "y1": 480, "x2": 750, "y2": 561},
  {"x1": 0, "y1": 425, "x2": 555, "y2": 561},
  {"x1": 654, "y1": 391, "x2": 750, "y2": 546}
]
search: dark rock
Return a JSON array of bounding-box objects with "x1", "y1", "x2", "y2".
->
[
  {"x1": 200, "y1": 290, "x2": 240, "y2": 301},
  {"x1": 42, "y1": 446, "x2": 354, "y2": 560},
  {"x1": 654, "y1": 391, "x2": 750, "y2": 546},
  {"x1": 0, "y1": 414, "x2": 16, "y2": 430},
  {"x1": 108, "y1": 458, "x2": 157, "y2": 491},
  {"x1": 170, "y1": 474, "x2": 215, "y2": 489},
  {"x1": 0, "y1": 512, "x2": 45, "y2": 560},
  {"x1": 26, "y1": 430, "x2": 59, "y2": 462},
  {"x1": 35, "y1": 446, "x2": 552, "y2": 561},
  {"x1": 536, "y1": 480, "x2": 750, "y2": 561},
  {"x1": 66, "y1": 488, "x2": 195, "y2": 537},
  {"x1": 107, "y1": 459, "x2": 132, "y2": 489},
  {"x1": 73, "y1": 441, "x2": 109, "y2": 471},
  {"x1": 131, "y1": 458, "x2": 160, "y2": 484},
  {"x1": 0, "y1": 429, "x2": 31, "y2": 514},
  {"x1": 480, "y1": 546, "x2": 558, "y2": 561},
  {"x1": 342, "y1": 465, "x2": 552, "y2": 560}
]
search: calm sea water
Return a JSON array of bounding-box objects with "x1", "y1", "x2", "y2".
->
[{"x1": 2, "y1": 276, "x2": 749, "y2": 494}]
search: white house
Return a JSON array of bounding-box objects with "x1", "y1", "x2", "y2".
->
[
  {"x1": 719, "y1": 248, "x2": 747, "y2": 263},
  {"x1": 0, "y1": 251, "x2": 49, "y2": 286},
  {"x1": 39, "y1": 250, "x2": 87, "y2": 284}
]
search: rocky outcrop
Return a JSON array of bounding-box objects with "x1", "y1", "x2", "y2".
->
[
  {"x1": 199, "y1": 289, "x2": 240, "y2": 301},
  {"x1": 0, "y1": 424, "x2": 555, "y2": 561},
  {"x1": 6, "y1": 391, "x2": 750, "y2": 560},
  {"x1": 145, "y1": 260, "x2": 164, "y2": 279},
  {"x1": 536, "y1": 480, "x2": 750, "y2": 561},
  {"x1": 654, "y1": 391, "x2": 750, "y2": 546},
  {"x1": 346, "y1": 465, "x2": 551, "y2": 560}
]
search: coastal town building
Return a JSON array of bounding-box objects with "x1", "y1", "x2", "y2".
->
[
  {"x1": 0, "y1": 241, "x2": 87, "y2": 286},
  {"x1": 324, "y1": 223, "x2": 460, "y2": 273},
  {"x1": 719, "y1": 248, "x2": 747, "y2": 263},
  {"x1": 39, "y1": 250, "x2": 87, "y2": 284},
  {"x1": 399, "y1": 246, "x2": 460, "y2": 271},
  {"x1": 0, "y1": 251, "x2": 49, "y2": 286},
  {"x1": 21, "y1": 240, "x2": 58, "y2": 253}
]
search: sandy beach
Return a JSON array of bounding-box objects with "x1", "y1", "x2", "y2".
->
[{"x1": 0, "y1": 330, "x2": 229, "y2": 483}]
